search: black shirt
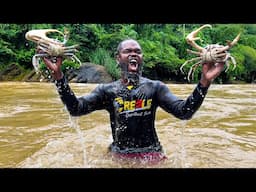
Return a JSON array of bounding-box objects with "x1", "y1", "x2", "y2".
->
[{"x1": 55, "y1": 76, "x2": 208, "y2": 153}]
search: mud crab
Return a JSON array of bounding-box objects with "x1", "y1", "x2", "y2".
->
[
  {"x1": 180, "y1": 24, "x2": 241, "y2": 81},
  {"x1": 25, "y1": 29, "x2": 82, "y2": 73}
]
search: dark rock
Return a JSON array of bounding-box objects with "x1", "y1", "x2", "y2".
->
[
  {"x1": 68, "y1": 63, "x2": 113, "y2": 83},
  {"x1": 0, "y1": 63, "x2": 23, "y2": 81}
]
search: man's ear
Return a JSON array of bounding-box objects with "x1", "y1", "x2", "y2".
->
[{"x1": 116, "y1": 54, "x2": 120, "y2": 64}]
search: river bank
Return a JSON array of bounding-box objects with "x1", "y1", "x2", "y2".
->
[
  {"x1": 0, "y1": 63, "x2": 254, "y2": 84},
  {"x1": 0, "y1": 63, "x2": 113, "y2": 83}
]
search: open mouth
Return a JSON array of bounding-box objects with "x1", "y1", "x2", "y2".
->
[{"x1": 128, "y1": 58, "x2": 138, "y2": 72}]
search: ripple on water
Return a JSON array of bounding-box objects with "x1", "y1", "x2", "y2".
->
[{"x1": 1, "y1": 83, "x2": 255, "y2": 168}]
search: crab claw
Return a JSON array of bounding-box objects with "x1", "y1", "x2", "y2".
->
[
  {"x1": 186, "y1": 24, "x2": 212, "y2": 52},
  {"x1": 25, "y1": 29, "x2": 65, "y2": 45},
  {"x1": 218, "y1": 32, "x2": 241, "y2": 52}
]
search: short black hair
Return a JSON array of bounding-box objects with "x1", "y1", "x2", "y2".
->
[{"x1": 116, "y1": 38, "x2": 138, "y2": 55}]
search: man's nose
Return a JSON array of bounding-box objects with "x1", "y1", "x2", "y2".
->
[
  {"x1": 129, "y1": 51, "x2": 138, "y2": 56},
  {"x1": 128, "y1": 55, "x2": 136, "y2": 60}
]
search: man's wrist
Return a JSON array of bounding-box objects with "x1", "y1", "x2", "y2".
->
[
  {"x1": 52, "y1": 71, "x2": 63, "y2": 80},
  {"x1": 199, "y1": 78, "x2": 211, "y2": 88}
]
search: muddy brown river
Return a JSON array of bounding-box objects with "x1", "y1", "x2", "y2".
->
[{"x1": 0, "y1": 82, "x2": 255, "y2": 168}]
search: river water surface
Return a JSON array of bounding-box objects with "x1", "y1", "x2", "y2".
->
[{"x1": 0, "y1": 82, "x2": 255, "y2": 168}]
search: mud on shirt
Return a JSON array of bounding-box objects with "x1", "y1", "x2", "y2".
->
[{"x1": 55, "y1": 76, "x2": 208, "y2": 154}]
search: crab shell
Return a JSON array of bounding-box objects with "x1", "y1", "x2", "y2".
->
[{"x1": 25, "y1": 29, "x2": 82, "y2": 74}]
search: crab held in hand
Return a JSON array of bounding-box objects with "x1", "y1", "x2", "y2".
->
[
  {"x1": 180, "y1": 24, "x2": 241, "y2": 81},
  {"x1": 25, "y1": 29, "x2": 82, "y2": 73}
]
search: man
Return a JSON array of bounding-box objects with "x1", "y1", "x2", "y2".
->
[{"x1": 41, "y1": 38, "x2": 225, "y2": 164}]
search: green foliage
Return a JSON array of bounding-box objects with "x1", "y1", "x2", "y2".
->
[
  {"x1": 0, "y1": 39, "x2": 15, "y2": 66},
  {"x1": 240, "y1": 34, "x2": 256, "y2": 49},
  {"x1": 139, "y1": 38, "x2": 183, "y2": 73},
  {"x1": 38, "y1": 58, "x2": 80, "y2": 72},
  {"x1": 243, "y1": 24, "x2": 256, "y2": 34},
  {"x1": 89, "y1": 48, "x2": 120, "y2": 80},
  {"x1": 93, "y1": 24, "x2": 138, "y2": 55},
  {"x1": 1, "y1": 23, "x2": 256, "y2": 83},
  {"x1": 238, "y1": 45, "x2": 256, "y2": 71},
  {"x1": 212, "y1": 24, "x2": 243, "y2": 45},
  {"x1": 61, "y1": 60, "x2": 81, "y2": 72},
  {"x1": 15, "y1": 48, "x2": 35, "y2": 69},
  {"x1": 89, "y1": 47, "x2": 108, "y2": 66}
]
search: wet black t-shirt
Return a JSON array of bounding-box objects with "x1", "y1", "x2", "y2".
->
[{"x1": 55, "y1": 76, "x2": 208, "y2": 153}]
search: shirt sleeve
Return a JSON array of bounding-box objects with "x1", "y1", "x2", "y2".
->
[
  {"x1": 157, "y1": 81, "x2": 208, "y2": 120},
  {"x1": 54, "y1": 76, "x2": 106, "y2": 116}
]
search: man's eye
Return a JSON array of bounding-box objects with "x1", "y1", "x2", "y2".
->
[
  {"x1": 122, "y1": 49, "x2": 141, "y2": 54},
  {"x1": 123, "y1": 50, "x2": 130, "y2": 54}
]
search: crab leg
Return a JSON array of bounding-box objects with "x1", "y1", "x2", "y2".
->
[
  {"x1": 64, "y1": 53, "x2": 82, "y2": 65},
  {"x1": 230, "y1": 55, "x2": 237, "y2": 70},
  {"x1": 187, "y1": 49, "x2": 202, "y2": 56},
  {"x1": 187, "y1": 61, "x2": 202, "y2": 81},
  {"x1": 180, "y1": 57, "x2": 201, "y2": 74}
]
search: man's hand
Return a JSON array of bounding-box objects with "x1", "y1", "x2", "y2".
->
[
  {"x1": 200, "y1": 62, "x2": 225, "y2": 87},
  {"x1": 42, "y1": 56, "x2": 63, "y2": 80},
  {"x1": 35, "y1": 48, "x2": 64, "y2": 80}
]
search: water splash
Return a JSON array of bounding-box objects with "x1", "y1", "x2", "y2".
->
[
  {"x1": 171, "y1": 120, "x2": 191, "y2": 168},
  {"x1": 68, "y1": 115, "x2": 90, "y2": 168}
]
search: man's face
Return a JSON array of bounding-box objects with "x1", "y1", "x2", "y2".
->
[{"x1": 116, "y1": 40, "x2": 143, "y2": 73}]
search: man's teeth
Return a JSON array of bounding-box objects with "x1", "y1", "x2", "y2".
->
[{"x1": 129, "y1": 59, "x2": 137, "y2": 64}]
